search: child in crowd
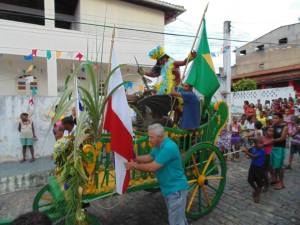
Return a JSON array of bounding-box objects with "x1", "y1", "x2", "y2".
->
[
  {"x1": 242, "y1": 138, "x2": 265, "y2": 203},
  {"x1": 18, "y1": 113, "x2": 36, "y2": 162},
  {"x1": 53, "y1": 126, "x2": 66, "y2": 167},
  {"x1": 257, "y1": 111, "x2": 266, "y2": 128},
  {"x1": 230, "y1": 117, "x2": 241, "y2": 160},
  {"x1": 217, "y1": 127, "x2": 231, "y2": 161},
  {"x1": 271, "y1": 112, "x2": 288, "y2": 190},
  {"x1": 254, "y1": 121, "x2": 263, "y2": 138},
  {"x1": 239, "y1": 114, "x2": 248, "y2": 147},
  {"x1": 244, "y1": 115, "x2": 255, "y2": 148},
  {"x1": 62, "y1": 116, "x2": 76, "y2": 137},
  {"x1": 262, "y1": 126, "x2": 274, "y2": 191},
  {"x1": 286, "y1": 116, "x2": 300, "y2": 169}
]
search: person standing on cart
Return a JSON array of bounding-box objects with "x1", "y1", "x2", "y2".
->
[{"x1": 126, "y1": 123, "x2": 189, "y2": 225}]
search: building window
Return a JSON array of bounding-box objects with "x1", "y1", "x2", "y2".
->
[
  {"x1": 0, "y1": 1, "x2": 45, "y2": 25},
  {"x1": 17, "y1": 75, "x2": 38, "y2": 94},
  {"x1": 55, "y1": 0, "x2": 79, "y2": 30},
  {"x1": 239, "y1": 50, "x2": 246, "y2": 55},
  {"x1": 256, "y1": 45, "x2": 264, "y2": 51},
  {"x1": 99, "y1": 81, "x2": 105, "y2": 96},
  {"x1": 279, "y1": 38, "x2": 288, "y2": 45}
]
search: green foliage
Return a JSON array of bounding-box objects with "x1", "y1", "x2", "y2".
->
[
  {"x1": 51, "y1": 61, "x2": 129, "y2": 225},
  {"x1": 232, "y1": 79, "x2": 257, "y2": 92}
]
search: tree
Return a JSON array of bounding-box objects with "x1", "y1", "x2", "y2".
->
[{"x1": 232, "y1": 79, "x2": 257, "y2": 92}]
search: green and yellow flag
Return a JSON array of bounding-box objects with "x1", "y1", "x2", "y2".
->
[{"x1": 186, "y1": 19, "x2": 220, "y2": 107}]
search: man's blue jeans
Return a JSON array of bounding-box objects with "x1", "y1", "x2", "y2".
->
[{"x1": 164, "y1": 190, "x2": 188, "y2": 225}]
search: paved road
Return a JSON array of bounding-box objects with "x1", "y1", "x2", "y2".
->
[{"x1": 1, "y1": 155, "x2": 299, "y2": 225}]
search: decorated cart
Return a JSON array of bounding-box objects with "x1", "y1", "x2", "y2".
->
[{"x1": 29, "y1": 97, "x2": 228, "y2": 225}]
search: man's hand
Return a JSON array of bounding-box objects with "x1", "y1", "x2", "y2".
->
[
  {"x1": 137, "y1": 67, "x2": 145, "y2": 75},
  {"x1": 125, "y1": 159, "x2": 136, "y2": 170},
  {"x1": 241, "y1": 147, "x2": 248, "y2": 153},
  {"x1": 190, "y1": 51, "x2": 197, "y2": 59}
]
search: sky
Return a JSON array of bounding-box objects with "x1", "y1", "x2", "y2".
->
[{"x1": 165, "y1": 0, "x2": 300, "y2": 69}]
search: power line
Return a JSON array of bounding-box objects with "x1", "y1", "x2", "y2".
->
[{"x1": 1, "y1": 10, "x2": 300, "y2": 47}]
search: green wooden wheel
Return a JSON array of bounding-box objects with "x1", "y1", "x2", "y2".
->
[
  {"x1": 33, "y1": 184, "x2": 63, "y2": 221},
  {"x1": 184, "y1": 142, "x2": 226, "y2": 219}
]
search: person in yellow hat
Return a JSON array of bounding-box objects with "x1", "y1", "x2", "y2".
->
[{"x1": 138, "y1": 46, "x2": 196, "y2": 95}]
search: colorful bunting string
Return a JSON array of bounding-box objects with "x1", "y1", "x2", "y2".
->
[
  {"x1": 32, "y1": 49, "x2": 37, "y2": 57},
  {"x1": 46, "y1": 50, "x2": 52, "y2": 60},
  {"x1": 75, "y1": 52, "x2": 83, "y2": 61},
  {"x1": 56, "y1": 51, "x2": 62, "y2": 59},
  {"x1": 24, "y1": 54, "x2": 33, "y2": 61}
]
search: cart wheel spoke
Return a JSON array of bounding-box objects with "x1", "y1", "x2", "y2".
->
[
  {"x1": 206, "y1": 176, "x2": 223, "y2": 180},
  {"x1": 187, "y1": 185, "x2": 199, "y2": 212},
  {"x1": 202, "y1": 186, "x2": 211, "y2": 207},
  {"x1": 202, "y1": 152, "x2": 215, "y2": 175},
  {"x1": 191, "y1": 154, "x2": 200, "y2": 177}
]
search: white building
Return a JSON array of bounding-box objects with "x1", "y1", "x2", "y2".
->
[
  {"x1": 0, "y1": 0, "x2": 185, "y2": 96},
  {"x1": 0, "y1": 0, "x2": 184, "y2": 161}
]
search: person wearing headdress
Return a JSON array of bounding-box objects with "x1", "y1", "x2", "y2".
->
[{"x1": 138, "y1": 46, "x2": 196, "y2": 95}]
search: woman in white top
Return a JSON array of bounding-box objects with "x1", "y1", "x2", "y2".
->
[{"x1": 18, "y1": 113, "x2": 36, "y2": 162}]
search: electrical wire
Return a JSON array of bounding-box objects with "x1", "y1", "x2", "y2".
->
[{"x1": 0, "y1": 10, "x2": 300, "y2": 47}]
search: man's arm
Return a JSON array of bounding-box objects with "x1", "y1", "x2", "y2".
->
[
  {"x1": 18, "y1": 123, "x2": 21, "y2": 132},
  {"x1": 173, "y1": 51, "x2": 197, "y2": 67},
  {"x1": 136, "y1": 154, "x2": 154, "y2": 163},
  {"x1": 242, "y1": 147, "x2": 259, "y2": 159},
  {"x1": 170, "y1": 91, "x2": 181, "y2": 98},
  {"x1": 126, "y1": 160, "x2": 161, "y2": 172}
]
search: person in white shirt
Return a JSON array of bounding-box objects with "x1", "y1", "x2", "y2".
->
[{"x1": 62, "y1": 116, "x2": 76, "y2": 137}]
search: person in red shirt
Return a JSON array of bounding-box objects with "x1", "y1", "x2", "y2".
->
[
  {"x1": 243, "y1": 101, "x2": 249, "y2": 114},
  {"x1": 246, "y1": 104, "x2": 256, "y2": 117},
  {"x1": 262, "y1": 126, "x2": 273, "y2": 192}
]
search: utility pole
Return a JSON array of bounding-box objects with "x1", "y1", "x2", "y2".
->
[{"x1": 223, "y1": 21, "x2": 231, "y2": 124}]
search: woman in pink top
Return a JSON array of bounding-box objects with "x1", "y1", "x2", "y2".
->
[{"x1": 262, "y1": 126, "x2": 274, "y2": 191}]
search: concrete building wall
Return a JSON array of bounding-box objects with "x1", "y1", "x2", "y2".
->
[
  {"x1": 0, "y1": 96, "x2": 58, "y2": 162},
  {"x1": 234, "y1": 47, "x2": 300, "y2": 75},
  {"x1": 234, "y1": 23, "x2": 300, "y2": 76}
]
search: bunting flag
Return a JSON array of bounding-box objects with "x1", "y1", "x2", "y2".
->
[
  {"x1": 46, "y1": 50, "x2": 52, "y2": 60},
  {"x1": 56, "y1": 51, "x2": 62, "y2": 59},
  {"x1": 75, "y1": 52, "x2": 84, "y2": 61},
  {"x1": 26, "y1": 64, "x2": 34, "y2": 73},
  {"x1": 32, "y1": 49, "x2": 37, "y2": 57},
  {"x1": 24, "y1": 54, "x2": 33, "y2": 61},
  {"x1": 28, "y1": 97, "x2": 34, "y2": 106}
]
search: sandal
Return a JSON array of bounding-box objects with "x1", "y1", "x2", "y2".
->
[{"x1": 274, "y1": 183, "x2": 284, "y2": 190}]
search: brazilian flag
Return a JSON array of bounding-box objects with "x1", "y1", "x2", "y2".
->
[{"x1": 186, "y1": 19, "x2": 220, "y2": 107}]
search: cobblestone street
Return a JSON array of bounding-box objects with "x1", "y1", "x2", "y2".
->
[{"x1": 1, "y1": 155, "x2": 299, "y2": 225}]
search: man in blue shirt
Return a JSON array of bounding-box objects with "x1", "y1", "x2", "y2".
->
[
  {"x1": 171, "y1": 83, "x2": 200, "y2": 130},
  {"x1": 126, "y1": 123, "x2": 189, "y2": 225}
]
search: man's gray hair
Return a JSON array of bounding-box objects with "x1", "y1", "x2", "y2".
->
[{"x1": 148, "y1": 123, "x2": 165, "y2": 137}]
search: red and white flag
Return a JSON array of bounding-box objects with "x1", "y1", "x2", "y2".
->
[{"x1": 104, "y1": 50, "x2": 134, "y2": 194}]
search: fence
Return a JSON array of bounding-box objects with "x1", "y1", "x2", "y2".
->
[{"x1": 230, "y1": 87, "x2": 295, "y2": 114}]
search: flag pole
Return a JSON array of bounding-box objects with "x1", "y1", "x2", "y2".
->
[
  {"x1": 181, "y1": 3, "x2": 209, "y2": 82},
  {"x1": 73, "y1": 62, "x2": 81, "y2": 117},
  {"x1": 98, "y1": 26, "x2": 116, "y2": 136}
]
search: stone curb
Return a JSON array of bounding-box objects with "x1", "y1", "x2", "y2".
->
[{"x1": 0, "y1": 170, "x2": 53, "y2": 195}]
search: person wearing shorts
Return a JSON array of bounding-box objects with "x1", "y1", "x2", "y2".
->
[
  {"x1": 18, "y1": 113, "x2": 36, "y2": 162},
  {"x1": 271, "y1": 113, "x2": 288, "y2": 190},
  {"x1": 287, "y1": 116, "x2": 300, "y2": 169}
]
